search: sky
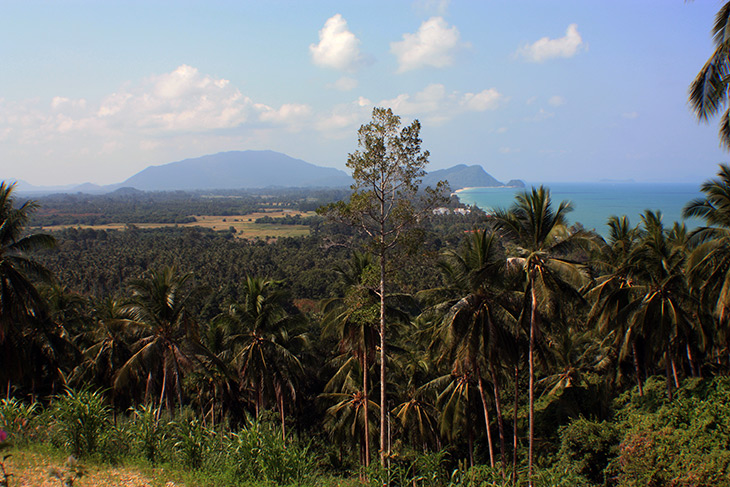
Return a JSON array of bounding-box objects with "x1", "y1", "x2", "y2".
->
[{"x1": 1, "y1": 0, "x2": 728, "y2": 187}]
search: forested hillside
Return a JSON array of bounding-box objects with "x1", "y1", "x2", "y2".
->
[{"x1": 4, "y1": 158, "x2": 730, "y2": 486}]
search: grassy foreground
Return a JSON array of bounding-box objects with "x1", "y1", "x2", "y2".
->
[{"x1": 2, "y1": 446, "x2": 189, "y2": 487}]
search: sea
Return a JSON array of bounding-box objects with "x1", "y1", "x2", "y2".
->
[{"x1": 455, "y1": 182, "x2": 704, "y2": 238}]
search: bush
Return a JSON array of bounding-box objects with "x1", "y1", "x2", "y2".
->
[
  {"x1": 556, "y1": 417, "x2": 619, "y2": 484},
  {"x1": 0, "y1": 398, "x2": 40, "y2": 445},
  {"x1": 49, "y1": 388, "x2": 112, "y2": 458}
]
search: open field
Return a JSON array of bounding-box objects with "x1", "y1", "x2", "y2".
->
[{"x1": 35, "y1": 210, "x2": 315, "y2": 240}]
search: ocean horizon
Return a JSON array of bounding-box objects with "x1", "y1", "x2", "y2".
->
[{"x1": 454, "y1": 182, "x2": 704, "y2": 237}]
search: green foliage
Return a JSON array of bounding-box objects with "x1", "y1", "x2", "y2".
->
[
  {"x1": 206, "y1": 420, "x2": 314, "y2": 485},
  {"x1": 49, "y1": 388, "x2": 111, "y2": 458},
  {"x1": 0, "y1": 398, "x2": 40, "y2": 445},
  {"x1": 171, "y1": 413, "x2": 213, "y2": 470},
  {"x1": 607, "y1": 377, "x2": 730, "y2": 487},
  {"x1": 128, "y1": 404, "x2": 166, "y2": 463},
  {"x1": 556, "y1": 417, "x2": 619, "y2": 484}
]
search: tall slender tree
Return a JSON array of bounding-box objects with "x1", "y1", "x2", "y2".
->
[
  {"x1": 438, "y1": 229, "x2": 519, "y2": 472},
  {"x1": 492, "y1": 186, "x2": 592, "y2": 485},
  {"x1": 320, "y1": 107, "x2": 445, "y2": 466}
]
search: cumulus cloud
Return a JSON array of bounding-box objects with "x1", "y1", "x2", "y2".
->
[
  {"x1": 391, "y1": 17, "x2": 466, "y2": 73},
  {"x1": 0, "y1": 65, "x2": 318, "y2": 184},
  {"x1": 310, "y1": 14, "x2": 365, "y2": 72},
  {"x1": 517, "y1": 24, "x2": 584, "y2": 63}
]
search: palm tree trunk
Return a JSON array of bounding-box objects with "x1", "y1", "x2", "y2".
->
[
  {"x1": 528, "y1": 284, "x2": 537, "y2": 486},
  {"x1": 512, "y1": 364, "x2": 519, "y2": 486},
  {"x1": 477, "y1": 375, "x2": 496, "y2": 467},
  {"x1": 671, "y1": 354, "x2": 680, "y2": 389},
  {"x1": 362, "y1": 350, "x2": 371, "y2": 467},
  {"x1": 687, "y1": 344, "x2": 700, "y2": 378},
  {"x1": 665, "y1": 345, "x2": 674, "y2": 401},
  {"x1": 157, "y1": 365, "x2": 168, "y2": 422},
  {"x1": 491, "y1": 362, "x2": 507, "y2": 476},
  {"x1": 278, "y1": 392, "x2": 286, "y2": 442},
  {"x1": 632, "y1": 341, "x2": 644, "y2": 396},
  {"x1": 255, "y1": 378, "x2": 262, "y2": 419},
  {"x1": 476, "y1": 368, "x2": 495, "y2": 468}
]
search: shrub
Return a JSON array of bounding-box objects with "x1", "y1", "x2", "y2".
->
[
  {"x1": 0, "y1": 398, "x2": 40, "y2": 445},
  {"x1": 49, "y1": 388, "x2": 111, "y2": 458},
  {"x1": 556, "y1": 417, "x2": 619, "y2": 484}
]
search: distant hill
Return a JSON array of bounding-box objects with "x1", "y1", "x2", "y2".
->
[
  {"x1": 117, "y1": 150, "x2": 352, "y2": 191},
  {"x1": 12, "y1": 153, "x2": 524, "y2": 194},
  {"x1": 422, "y1": 164, "x2": 524, "y2": 191}
]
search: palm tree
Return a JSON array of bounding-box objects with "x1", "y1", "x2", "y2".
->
[
  {"x1": 421, "y1": 367, "x2": 481, "y2": 467},
  {"x1": 0, "y1": 181, "x2": 56, "y2": 394},
  {"x1": 586, "y1": 216, "x2": 645, "y2": 395},
  {"x1": 70, "y1": 297, "x2": 133, "y2": 408},
  {"x1": 684, "y1": 164, "x2": 730, "y2": 370},
  {"x1": 622, "y1": 212, "x2": 697, "y2": 400},
  {"x1": 438, "y1": 229, "x2": 519, "y2": 472},
  {"x1": 492, "y1": 186, "x2": 592, "y2": 484},
  {"x1": 689, "y1": 2, "x2": 730, "y2": 149},
  {"x1": 217, "y1": 276, "x2": 306, "y2": 439},
  {"x1": 114, "y1": 266, "x2": 223, "y2": 417},
  {"x1": 321, "y1": 251, "x2": 379, "y2": 466}
]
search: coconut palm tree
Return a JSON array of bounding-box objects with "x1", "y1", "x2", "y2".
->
[
  {"x1": 491, "y1": 186, "x2": 593, "y2": 484},
  {"x1": 684, "y1": 164, "x2": 730, "y2": 370},
  {"x1": 114, "y1": 266, "x2": 223, "y2": 417},
  {"x1": 321, "y1": 251, "x2": 379, "y2": 466},
  {"x1": 689, "y1": 2, "x2": 730, "y2": 149},
  {"x1": 0, "y1": 181, "x2": 57, "y2": 394},
  {"x1": 622, "y1": 212, "x2": 697, "y2": 400},
  {"x1": 217, "y1": 276, "x2": 306, "y2": 439},
  {"x1": 437, "y1": 229, "x2": 520, "y2": 472},
  {"x1": 586, "y1": 215, "x2": 645, "y2": 394}
]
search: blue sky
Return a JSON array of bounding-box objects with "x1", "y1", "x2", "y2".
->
[{"x1": 0, "y1": 0, "x2": 726, "y2": 186}]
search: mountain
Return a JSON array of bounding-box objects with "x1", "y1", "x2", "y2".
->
[
  {"x1": 117, "y1": 150, "x2": 352, "y2": 191},
  {"x1": 11, "y1": 153, "x2": 524, "y2": 194},
  {"x1": 422, "y1": 164, "x2": 524, "y2": 191}
]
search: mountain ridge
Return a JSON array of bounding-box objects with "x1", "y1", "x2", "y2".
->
[{"x1": 13, "y1": 150, "x2": 522, "y2": 194}]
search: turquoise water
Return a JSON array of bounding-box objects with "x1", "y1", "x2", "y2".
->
[{"x1": 455, "y1": 183, "x2": 704, "y2": 237}]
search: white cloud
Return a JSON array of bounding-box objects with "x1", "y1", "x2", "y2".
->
[
  {"x1": 548, "y1": 95, "x2": 565, "y2": 107},
  {"x1": 391, "y1": 17, "x2": 466, "y2": 73},
  {"x1": 461, "y1": 89, "x2": 502, "y2": 111},
  {"x1": 310, "y1": 14, "x2": 365, "y2": 72},
  {"x1": 379, "y1": 84, "x2": 503, "y2": 125},
  {"x1": 622, "y1": 111, "x2": 639, "y2": 119},
  {"x1": 258, "y1": 103, "x2": 312, "y2": 126},
  {"x1": 316, "y1": 98, "x2": 372, "y2": 136},
  {"x1": 517, "y1": 24, "x2": 584, "y2": 63},
  {"x1": 330, "y1": 76, "x2": 358, "y2": 91},
  {"x1": 0, "y1": 65, "x2": 321, "y2": 184}
]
